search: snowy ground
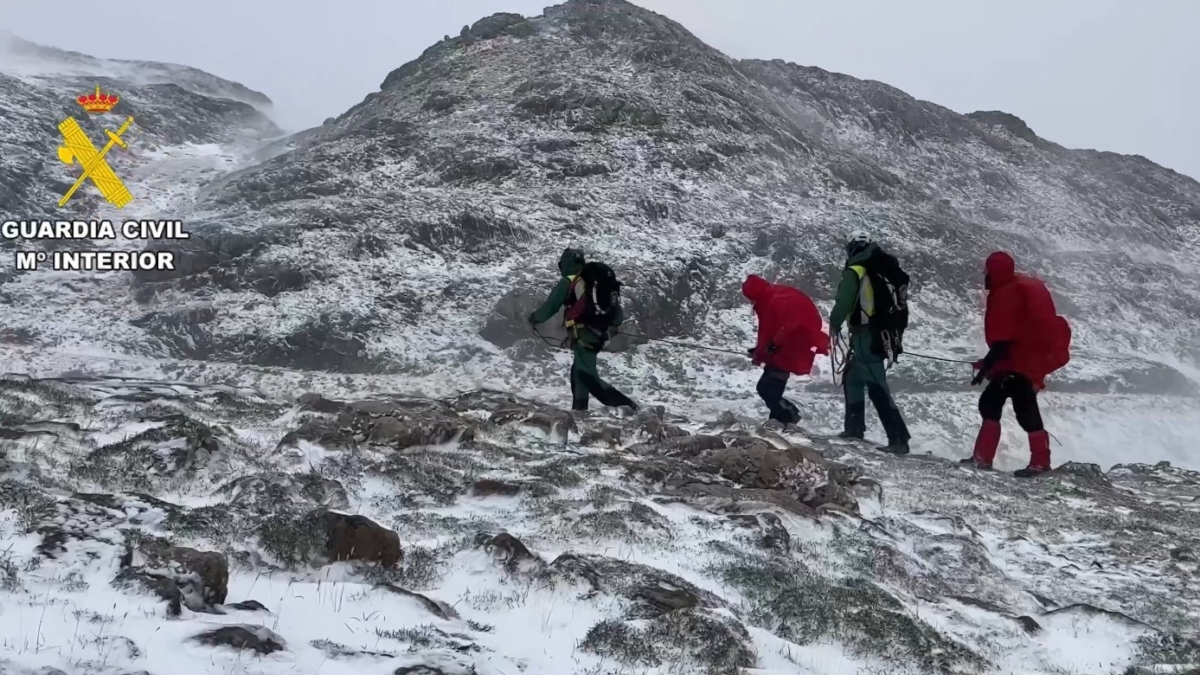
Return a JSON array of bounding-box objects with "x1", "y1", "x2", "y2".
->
[{"x1": 0, "y1": 375, "x2": 1197, "y2": 675}]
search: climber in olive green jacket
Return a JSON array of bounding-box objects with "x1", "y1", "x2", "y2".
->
[
  {"x1": 828, "y1": 231, "x2": 911, "y2": 454},
  {"x1": 528, "y1": 248, "x2": 638, "y2": 413}
]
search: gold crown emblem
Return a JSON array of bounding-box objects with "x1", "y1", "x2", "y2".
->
[{"x1": 77, "y1": 85, "x2": 119, "y2": 114}]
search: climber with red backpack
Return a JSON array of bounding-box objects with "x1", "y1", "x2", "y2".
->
[
  {"x1": 742, "y1": 274, "x2": 830, "y2": 427},
  {"x1": 529, "y1": 247, "x2": 638, "y2": 413},
  {"x1": 961, "y1": 251, "x2": 1072, "y2": 477}
]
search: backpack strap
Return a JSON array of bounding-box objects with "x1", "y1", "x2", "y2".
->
[
  {"x1": 848, "y1": 264, "x2": 875, "y2": 324},
  {"x1": 563, "y1": 275, "x2": 587, "y2": 329}
]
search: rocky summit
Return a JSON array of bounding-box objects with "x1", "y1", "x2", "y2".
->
[{"x1": 1, "y1": 0, "x2": 1200, "y2": 673}]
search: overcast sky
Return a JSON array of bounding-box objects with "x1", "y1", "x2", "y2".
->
[{"x1": 3, "y1": 0, "x2": 1197, "y2": 179}]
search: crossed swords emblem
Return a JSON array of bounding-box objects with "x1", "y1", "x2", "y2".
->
[{"x1": 56, "y1": 115, "x2": 136, "y2": 209}]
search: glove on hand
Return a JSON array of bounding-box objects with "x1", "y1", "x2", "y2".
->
[{"x1": 970, "y1": 360, "x2": 986, "y2": 386}]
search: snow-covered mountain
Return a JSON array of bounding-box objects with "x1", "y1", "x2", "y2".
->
[{"x1": 2, "y1": 1, "x2": 1200, "y2": 672}]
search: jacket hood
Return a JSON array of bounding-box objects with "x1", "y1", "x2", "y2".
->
[
  {"x1": 846, "y1": 242, "x2": 881, "y2": 266},
  {"x1": 742, "y1": 274, "x2": 772, "y2": 303},
  {"x1": 985, "y1": 251, "x2": 1016, "y2": 288},
  {"x1": 557, "y1": 248, "x2": 585, "y2": 277}
]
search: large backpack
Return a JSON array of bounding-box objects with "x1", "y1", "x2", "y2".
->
[
  {"x1": 565, "y1": 261, "x2": 623, "y2": 333},
  {"x1": 860, "y1": 249, "x2": 911, "y2": 362},
  {"x1": 1043, "y1": 315, "x2": 1072, "y2": 374}
]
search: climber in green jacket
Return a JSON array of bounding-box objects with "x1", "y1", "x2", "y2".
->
[
  {"x1": 828, "y1": 231, "x2": 911, "y2": 454},
  {"x1": 528, "y1": 247, "x2": 638, "y2": 413}
]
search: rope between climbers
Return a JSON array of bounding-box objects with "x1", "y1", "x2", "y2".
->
[{"x1": 535, "y1": 325, "x2": 974, "y2": 368}]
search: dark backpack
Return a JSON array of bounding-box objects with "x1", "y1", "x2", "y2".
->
[
  {"x1": 566, "y1": 261, "x2": 622, "y2": 332},
  {"x1": 860, "y1": 250, "x2": 910, "y2": 361}
]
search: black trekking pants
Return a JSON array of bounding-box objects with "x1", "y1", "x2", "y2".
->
[
  {"x1": 570, "y1": 339, "x2": 635, "y2": 411},
  {"x1": 978, "y1": 373, "x2": 1043, "y2": 432},
  {"x1": 756, "y1": 366, "x2": 800, "y2": 424}
]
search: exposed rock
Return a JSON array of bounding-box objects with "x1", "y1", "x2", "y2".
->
[
  {"x1": 117, "y1": 542, "x2": 228, "y2": 612},
  {"x1": 477, "y1": 532, "x2": 542, "y2": 572},
  {"x1": 226, "y1": 599, "x2": 269, "y2": 612},
  {"x1": 635, "y1": 583, "x2": 699, "y2": 614},
  {"x1": 163, "y1": 546, "x2": 229, "y2": 606},
  {"x1": 666, "y1": 482, "x2": 819, "y2": 518},
  {"x1": 367, "y1": 414, "x2": 468, "y2": 447},
  {"x1": 471, "y1": 478, "x2": 522, "y2": 496},
  {"x1": 394, "y1": 667, "x2": 450, "y2": 675},
  {"x1": 630, "y1": 433, "x2": 724, "y2": 457},
  {"x1": 376, "y1": 583, "x2": 460, "y2": 620},
  {"x1": 1015, "y1": 615, "x2": 1042, "y2": 635},
  {"x1": 579, "y1": 425, "x2": 623, "y2": 446},
  {"x1": 729, "y1": 512, "x2": 790, "y2": 553},
  {"x1": 1057, "y1": 461, "x2": 1108, "y2": 481},
  {"x1": 320, "y1": 511, "x2": 402, "y2": 568},
  {"x1": 112, "y1": 567, "x2": 183, "y2": 616},
  {"x1": 547, "y1": 552, "x2": 729, "y2": 614},
  {"x1": 297, "y1": 392, "x2": 345, "y2": 413},
  {"x1": 691, "y1": 442, "x2": 853, "y2": 509},
  {"x1": 218, "y1": 472, "x2": 350, "y2": 511},
  {"x1": 489, "y1": 405, "x2": 576, "y2": 437},
  {"x1": 192, "y1": 625, "x2": 286, "y2": 654}
]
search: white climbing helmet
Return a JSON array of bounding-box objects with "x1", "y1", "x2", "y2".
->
[
  {"x1": 847, "y1": 230, "x2": 872, "y2": 246},
  {"x1": 846, "y1": 229, "x2": 872, "y2": 255}
]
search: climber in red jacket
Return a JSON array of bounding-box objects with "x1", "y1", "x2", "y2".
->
[
  {"x1": 742, "y1": 275, "x2": 830, "y2": 427},
  {"x1": 962, "y1": 252, "x2": 1071, "y2": 477}
]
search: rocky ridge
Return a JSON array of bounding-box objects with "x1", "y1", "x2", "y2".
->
[{"x1": 1, "y1": 373, "x2": 1198, "y2": 674}]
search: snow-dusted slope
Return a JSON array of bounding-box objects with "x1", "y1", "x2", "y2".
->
[{"x1": 1, "y1": 375, "x2": 1197, "y2": 675}]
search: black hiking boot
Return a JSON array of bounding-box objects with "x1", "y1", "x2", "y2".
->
[
  {"x1": 761, "y1": 419, "x2": 788, "y2": 432},
  {"x1": 837, "y1": 431, "x2": 864, "y2": 440},
  {"x1": 1013, "y1": 466, "x2": 1050, "y2": 478},
  {"x1": 878, "y1": 442, "x2": 909, "y2": 456},
  {"x1": 959, "y1": 456, "x2": 993, "y2": 470}
]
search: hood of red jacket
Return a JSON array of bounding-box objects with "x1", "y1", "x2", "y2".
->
[
  {"x1": 985, "y1": 251, "x2": 1016, "y2": 288},
  {"x1": 742, "y1": 274, "x2": 772, "y2": 304}
]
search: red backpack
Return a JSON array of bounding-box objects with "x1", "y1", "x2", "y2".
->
[
  {"x1": 1043, "y1": 315, "x2": 1072, "y2": 374},
  {"x1": 1017, "y1": 275, "x2": 1072, "y2": 376}
]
